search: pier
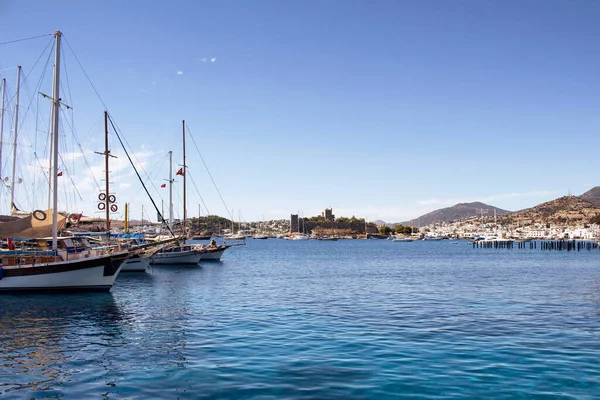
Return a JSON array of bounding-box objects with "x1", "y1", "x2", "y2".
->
[{"x1": 473, "y1": 240, "x2": 599, "y2": 251}]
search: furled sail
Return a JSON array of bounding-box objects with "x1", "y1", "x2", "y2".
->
[{"x1": 0, "y1": 209, "x2": 66, "y2": 238}]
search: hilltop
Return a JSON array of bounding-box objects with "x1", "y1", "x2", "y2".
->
[
  {"x1": 500, "y1": 195, "x2": 600, "y2": 226},
  {"x1": 580, "y1": 186, "x2": 600, "y2": 207},
  {"x1": 400, "y1": 202, "x2": 510, "y2": 227}
]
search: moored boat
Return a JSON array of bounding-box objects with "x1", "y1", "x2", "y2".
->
[
  {"x1": 0, "y1": 31, "x2": 131, "y2": 292},
  {"x1": 121, "y1": 253, "x2": 150, "y2": 272},
  {"x1": 0, "y1": 250, "x2": 129, "y2": 292},
  {"x1": 198, "y1": 245, "x2": 229, "y2": 260},
  {"x1": 151, "y1": 244, "x2": 203, "y2": 264}
]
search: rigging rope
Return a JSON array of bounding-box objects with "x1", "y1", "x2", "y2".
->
[
  {"x1": 108, "y1": 114, "x2": 174, "y2": 237},
  {"x1": 187, "y1": 172, "x2": 210, "y2": 215},
  {"x1": 129, "y1": 152, "x2": 169, "y2": 204},
  {"x1": 63, "y1": 34, "x2": 161, "y2": 199},
  {"x1": 185, "y1": 124, "x2": 233, "y2": 220},
  {"x1": 2, "y1": 38, "x2": 54, "y2": 212},
  {"x1": 63, "y1": 34, "x2": 170, "y2": 229},
  {"x1": 0, "y1": 33, "x2": 52, "y2": 46},
  {"x1": 5, "y1": 38, "x2": 54, "y2": 105}
]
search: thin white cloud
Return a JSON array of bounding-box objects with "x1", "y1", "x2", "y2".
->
[
  {"x1": 201, "y1": 57, "x2": 208, "y2": 63},
  {"x1": 139, "y1": 89, "x2": 149, "y2": 93},
  {"x1": 210, "y1": 57, "x2": 217, "y2": 63},
  {"x1": 177, "y1": 71, "x2": 183, "y2": 75}
]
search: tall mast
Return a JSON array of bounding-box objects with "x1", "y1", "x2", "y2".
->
[
  {"x1": 51, "y1": 31, "x2": 62, "y2": 251},
  {"x1": 168, "y1": 150, "x2": 173, "y2": 230},
  {"x1": 0, "y1": 78, "x2": 6, "y2": 187},
  {"x1": 10, "y1": 66, "x2": 21, "y2": 212},
  {"x1": 182, "y1": 120, "x2": 187, "y2": 244},
  {"x1": 124, "y1": 202, "x2": 129, "y2": 233},
  {"x1": 104, "y1": 111, "x2": 110, "y2": 231},
  {"x1": 94, "y1": 111, "x2": 116, "y2": 232}
]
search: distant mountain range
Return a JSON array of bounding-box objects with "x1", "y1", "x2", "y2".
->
[
  {"x1": 373, "y1": 187, "x2": 600, "y2": 227},
  {"x1": 398, "y1": 202, "x2": 510, "y2": 227}
]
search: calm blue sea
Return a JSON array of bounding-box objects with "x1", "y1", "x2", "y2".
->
[{"x1": 2, "y1": 239, "x2": 600, "y2": 399}]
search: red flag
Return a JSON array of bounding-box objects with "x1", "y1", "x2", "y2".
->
[
  {"x1": 161, "y1": 183, "x2": 166, "y2": 188},
  {"x1": 176, "y1": 168, "x2": 184, "y2": 176},
  {"x1": 57, "y1": 171, "x2": 63, "y2": 177}
]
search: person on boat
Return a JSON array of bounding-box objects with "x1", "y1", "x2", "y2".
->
[{"x1": 209, "y1": 239, "x2": 217, "y2": 248}]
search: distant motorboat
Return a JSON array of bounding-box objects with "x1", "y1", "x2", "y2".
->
[
  {"x1": 291, "y1": 235, "x2": 309, "y2": 241},
  {"x1": 392, "y1": 237, "x2": 414, "y2": 242},
  {"x1": 423, "y1": 236, "x2": 447, "y2": 241}
]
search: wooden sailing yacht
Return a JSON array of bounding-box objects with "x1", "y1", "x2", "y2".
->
[
  {"x1": 151, "y1": 121, "x2": 204, "y2": 265},
  {"x1": 150, "y1": 121, "x2": 230, "y2": 263},
  {"x1": 0, "y1": 31, "x2": 131, "y2": 292}
]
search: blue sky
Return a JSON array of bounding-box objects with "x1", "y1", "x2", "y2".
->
[{"x1": 0, "y1": 0, "x2": 599, "y2": 223}]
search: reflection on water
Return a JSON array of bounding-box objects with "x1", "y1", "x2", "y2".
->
[
  {"x1": 0, "y1": 293, "x2": 122, "y2": 395},
  {"x1": 2, "y1": 240, "x2": 600, "y2": 398}
]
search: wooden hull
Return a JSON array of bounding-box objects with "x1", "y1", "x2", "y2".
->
[{"x1": 0, "y1": 252, "x2": 129, "y2": 292}]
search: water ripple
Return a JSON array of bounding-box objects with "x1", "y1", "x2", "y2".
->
[{"x1": 2, "y1": 240, "x2": 600, "y2": 398}]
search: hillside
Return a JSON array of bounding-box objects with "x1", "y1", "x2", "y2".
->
[
  {"x1": 500, "y1": 195, "x2": 600, "y2": 226},
  {"x1": 580, "y1": 186, "x2": 600, "y2": 207},
  {"x1": 402, "y1": 202, "x2": 510, "y2": 227}
]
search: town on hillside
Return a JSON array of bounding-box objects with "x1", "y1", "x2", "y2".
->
[{"x1": 63, "y1": 188, "x2": 600, "y2": 241}]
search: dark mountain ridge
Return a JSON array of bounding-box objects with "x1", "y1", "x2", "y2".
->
[
  {"x1": 580, "y1": 186, "x2": 600, "y2": 207},
  {"x1": 400, "y1": 201, "x2": 510, "y2": 227}
]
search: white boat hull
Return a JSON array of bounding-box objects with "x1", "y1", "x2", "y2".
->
[
  {"x1": 0, "y1": 252, "x2": 128, "y2": 292},
  {"x1": 121, "y1": 254, "x2": 150, "y2": 272},
  {"x1": 151, "y1": 249, "x2": 202, "y2": 265},
  {"x1": 199, "y1": 248, "x2": 225, "y2": 261},
  {"x1": 291, "y1": 236, "x2": 309, "y2": 240}
]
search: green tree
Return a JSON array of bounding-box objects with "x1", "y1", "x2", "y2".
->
[{"x1": 379, "y1": 226, "x2": 392, "y2": 235}]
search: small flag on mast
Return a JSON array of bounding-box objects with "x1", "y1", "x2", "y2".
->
[
  {"x1": 57, "y1": 171, "x2": 63, "y2": 177},
  {"x1": 176, "y1": 168, "x2": 184, "y2": 176},
  {"x1": 161, "y1": 183, "x2": 166, "y2": 188}
]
